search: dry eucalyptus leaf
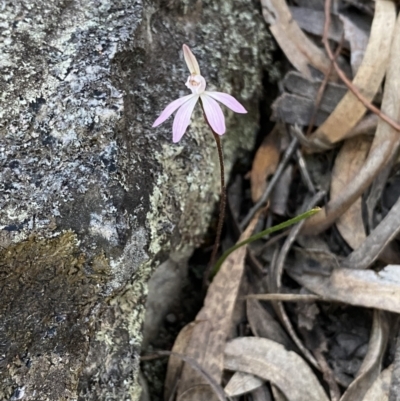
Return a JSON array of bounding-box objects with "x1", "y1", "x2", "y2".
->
[
  {"x1": 246, "y1": 298, "x2": 295, "y2": 350},
  {"x1": 340, "y1": 310, "x2": 389, "y2": 401},
  {"x1": 250, "y1": 125, "x2": 281, "y2": 203},
  {"x1": 331, "y1": 136, "x2": 371, "y2": 249},
  {"x1": 271, "y1": 385, "x2": 288, "y2": 401},
  {"x1": 224, "y1": 337, "x2": 329, "y2": 401},
  {"x1": 224, "y1": 371, "x2": 263, "y2": 397},
  {"x1": 260, "y1": 0, "x2": 332, "y2": 78},
  {"x1": 164, "y1": 322, "x2": 195, "y2": 401},
  {"x1": 290, "y1": 7, "x2": 346, "y2": 45},
  {"x1": 283, "y1": 71, "x2": 347, "y2": 112},
  {"x1": 287, "y1": 263, "x2": 400, "y2": 314},
  {"x1": 339, "y1": 12, "x2": 370, "y2": 74},
  {"x1": 252, "y1": 384, "x2": 273, "y2": 401},
  {"x1": 270, "y1": 164, "x2": 292, "y2": 215},
  {"x1": 272, "y1": 93, "x2": 330, "y2": 126},
  {"x1": 302, "y1": 10, "x2": 400, "y2": 235},
  {"x1": 308, "y1": 0, "x2": 396, "y2": 147},
  {"x1": 343, "y1": 195, "x2": 400, "y2": 269},
  {"x1": 175, "y1": 216, "x2": 259, "y2": 401},
  {"x1": 362, "y1": 365, "x2": 392, "y2": 401}
]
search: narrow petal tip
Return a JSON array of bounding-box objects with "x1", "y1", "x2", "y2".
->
[{"x1": 183, "y1": 44, "x2": 201, "y2": 75}]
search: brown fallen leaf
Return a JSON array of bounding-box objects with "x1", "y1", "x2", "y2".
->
[
  {"x1": 260, "y1": 0, "x2": 332, "y2": 79},
  {"x1": 224, "y1": 337, "x2": 329, "y2": 401},
  {"x1": 164, "y1": 322, "x2": 194, "y2": 401},
  {"x1": 290, "y1": 7, "x2": 346, "y2": 46},
  {"x1": 343, "y1": 195, "x2": 400, "y2": 269},
  {"x1": 362, "y1": 365, "x2": 392, "y2": 401},
  {"x1": 250, "y1": 124, "x2": 281, "y2": 203},
  {"x1": 224, "y1": 371, "x2": 263, "y2": 397},
  {"x1": 339, "y1": 12, "x2": 370, "y2": 74},
  {"x1": 308, "y1": 0, "x2": 396, "y2": 147},
  {"x1": 270, "y1": 164, "x2": 292, "y2": 215},
  {"x1": 340, "y1": 310, "x2": 389, "y2": 401},
  {"x1": 252, "y1": 385, "x2": 273, "y2": 401},
  {"x1": 271, "y1": 385, "x2": 288, "y2": 401},
  {"x1": 246, "y1": 298, "x2": 295, "y2": 350},
  {"x1": 174, "y1": 214, "x2": 259, "y2": 401},
  {"x1": 331, "y1": 136, "x2": 371, "y2": 249},
  {"x1": 302, "y1": 10, "x2": 400, "y2": 235},
  {"x1": 287, "y1": 263, "x2": 400, "y2": 314}
]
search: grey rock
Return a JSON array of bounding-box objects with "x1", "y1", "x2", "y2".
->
[{"x1": 0, "y1": 0, "x2": 273, "y2": 399}]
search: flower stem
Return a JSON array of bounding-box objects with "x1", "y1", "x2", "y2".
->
[
  {"x1": 199, "y1": 103, "x2": 226, "y2": 287},
  {"x1": 208, "y1": 133, "x2": 226, "y2": 270}
]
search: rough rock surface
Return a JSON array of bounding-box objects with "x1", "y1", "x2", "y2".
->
[{"x1": 0, "y1": 0, "x2": 272, "y2": 399}]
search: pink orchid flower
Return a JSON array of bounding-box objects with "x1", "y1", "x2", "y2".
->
[{"x1": 152, "y1": 44, "x2": 247, "y2": 143}]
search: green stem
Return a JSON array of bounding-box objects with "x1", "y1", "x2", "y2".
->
[
  {"x1": 211, "y1": 207, "x2": 320, "y2": 277},
  {"x1": 209, "y1": 133, "x2": 226, "y2": 269}
]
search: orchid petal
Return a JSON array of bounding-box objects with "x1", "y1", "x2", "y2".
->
[
  {"x1": 152, "y1": 94, "x2": 196, "y2": 127},
  {"x1": 200, "y1": 94, "x2": 226, "y2": 135},
  {"x1": 206, "y1": 92, "x2": 247, "y2": 113},
  {"x1": 172, "y1": 95, "x2": 199, "y2": 142},
  {"x1": 183, "y1": 44, "x2": 201, "y2": 75}
]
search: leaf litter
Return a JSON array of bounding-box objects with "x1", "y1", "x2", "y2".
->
[{"x1": 141, "y1": 1, "x2": 400, "y2": 400}]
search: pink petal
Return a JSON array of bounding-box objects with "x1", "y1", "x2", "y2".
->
[
  {"x1": 200, "y1": 94, "x2": 226, "y2": 135},
  {"x1": 172, "y1": 95, "x2": 199, "y2": 142},
  {"x1": 183, "y1": 44, "x2": 200, "y2": 75},
  {"x1": 153, "y1": 94, "x2": 195, "y2": 127},
  {"x1": 206, "y1": 92, "x2": 247, "y2": 114}
]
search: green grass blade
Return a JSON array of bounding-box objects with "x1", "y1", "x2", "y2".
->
[{"x1": 212, "y1": 207, "x2": 320, "y2": 277}]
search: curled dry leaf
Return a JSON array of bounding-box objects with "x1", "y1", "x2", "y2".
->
[
  {"x1": 175, "y1": 215, "x2": 259, "y2": 401},
  {"x1": 308, "y1": 0, "x2": 396, "y2": 147},
  {"x1": 246, "y1": 298, "x2": 295, "y2": 350},
  {"x1": 331, "y1": 136, "x2": 371, "y2": 249},
  {"x1": 224, "y1": 371, "x2": 263, "y2": 397},
  {"x1": 224, "y1": 337, "x2": 329, "y2": 401},
  {"x1": 252, "y1": 385, "x2": 273, "y2": 401},
  {"x1": 271, "y1": 385, "x2": 288, "y2": 401},
  {"x1": 343, "y1": 194, "x2": 400, "y2": 269},
  {"x1": 339, "y1": 12, "x2": 370, "y2": 74},
  {"x1": 250, "y1": 125, "x2": 281, "y2": 203},
  {"x1": 270, "y1": 164, "x2": 292, "y2": 215},
  {"x1": 260, "y1": 0, "x2": 332, "y2": 78},
  {"x1": 164, "y1": 322, "x2": 194, "y2": 401},
  {"x1": 287, "y1": 263, "x2": 400, "y2": 314},
  {"x1": 362, "y1": 365, "x2": 392, "y2": 401},
  {"x1": 290, "y1": 7, "x2": 346, "y2": 46},
  {"x1": 340, "y1": 310, "x2": 389, "y2": 401},
  {"x1": 302, "y1": 10, "x2": 400, "y2": 235}
]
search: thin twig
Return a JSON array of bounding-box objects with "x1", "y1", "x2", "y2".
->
[
  {"x1": 323, "y1": 0, "x2": 400, "y2": 132},
  {"x1": 306, "y1": 33, "x2": 345, "y2": 137},
  {"x1": 295, "y1": 149, "x2": 316, "y2": 194},
  {"x1": 240, "y1": 137, "x2": 299, "y2": 229}
]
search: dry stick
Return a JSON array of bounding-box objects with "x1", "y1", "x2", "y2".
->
[
  {"x1": 240, "y1": 137, "x2": 298, "y2": 230},
  {"x1": 305, "y1": 34, "x2": 344, "y2": 137},
  {"x1": 323, "y1": 0, "x2": 400, "y2": 132}
]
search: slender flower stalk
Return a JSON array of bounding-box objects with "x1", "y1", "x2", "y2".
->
[{"x1": 153, "y1": 44, "x2": 247, "y2": 282}]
